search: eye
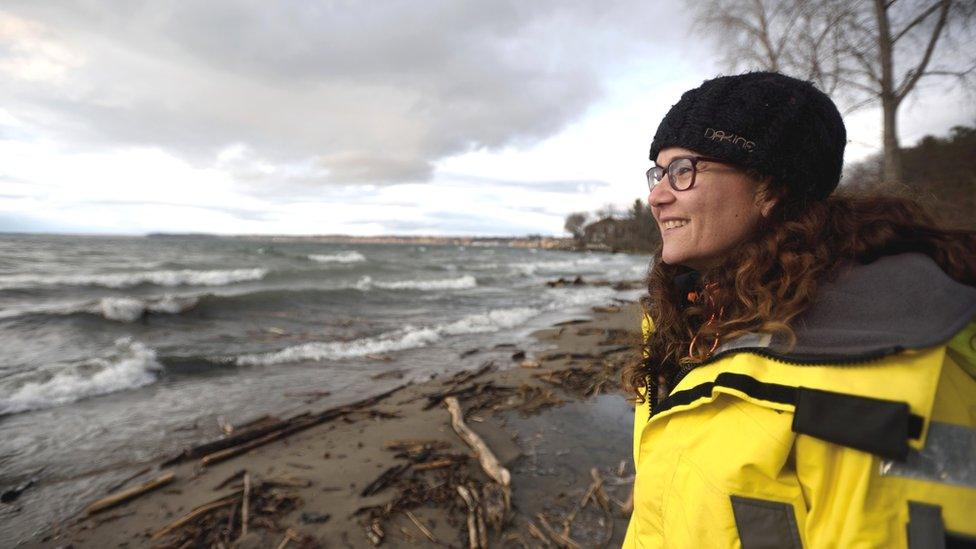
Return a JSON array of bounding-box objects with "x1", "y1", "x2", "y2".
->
[{"x1": 674, "y1": 166, "x2": 693, "y2": 176}]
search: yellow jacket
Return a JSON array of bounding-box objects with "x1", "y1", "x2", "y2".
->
[{"x1": 624, "y1": 254, "x2": 976, "y2": 548}]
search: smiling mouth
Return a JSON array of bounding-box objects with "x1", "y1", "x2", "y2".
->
[{"x1": 663, "y1": 219, "x2": 689, "y2": 230}]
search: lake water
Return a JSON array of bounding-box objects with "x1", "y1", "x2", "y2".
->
[{"x1": 0, "y1": 234, "x2": 649, "y2": 543}]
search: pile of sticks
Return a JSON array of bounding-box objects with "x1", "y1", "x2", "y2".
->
[
  {"x1": 149, "y1": 472, "x2": 315, "y2": 548},
  {"x1": 161, "y1": 384, "x2": 407, "y2": 469}
]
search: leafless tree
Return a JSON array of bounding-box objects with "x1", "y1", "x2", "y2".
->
[
  {"x1": 563, "y1": 212, "x2": 588, "y2": 241},
  {"x1": 596, "y1": 203, "x2": 621, "y2": 220},
  {"x1": 696, "y1": 0, "x2": 976, "y2": 184}
]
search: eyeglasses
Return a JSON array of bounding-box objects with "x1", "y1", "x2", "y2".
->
[{"x1": 646, "y1": 155, "x2": 733, "y2": 192}]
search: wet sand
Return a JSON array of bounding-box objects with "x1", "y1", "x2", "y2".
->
[{"x1": 36, "y1": 303, "x2": 642, "y2": 548}]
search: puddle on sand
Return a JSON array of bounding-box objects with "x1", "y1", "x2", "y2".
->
[{"x1": 501, "y1": 393, "x2": 634, "y2": 546}]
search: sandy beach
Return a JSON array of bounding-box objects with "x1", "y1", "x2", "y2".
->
[{"x1": 31, "y1": 301, "x2": 642, "y2": 548}]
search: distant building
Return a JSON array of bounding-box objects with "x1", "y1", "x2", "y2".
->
[{"x1": 582, "y1": 217, "x2": 626, "y2": 250}]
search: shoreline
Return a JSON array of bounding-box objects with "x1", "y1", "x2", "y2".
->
[{"x1": 29, "y1": 302, "x2": 642, "y2": 547}]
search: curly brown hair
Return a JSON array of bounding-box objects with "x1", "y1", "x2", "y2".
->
[{"x1": 627, "y1": 188, "x2": 976, "y2": 407}]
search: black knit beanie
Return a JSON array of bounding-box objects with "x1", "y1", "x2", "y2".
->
[{"x1": 649, "y1": 71, "x2": 846, "y2": 203}]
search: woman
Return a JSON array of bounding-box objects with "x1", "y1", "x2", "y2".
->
[{"x1": 623, "y1": 72, "x2": 976, "y2": 548}]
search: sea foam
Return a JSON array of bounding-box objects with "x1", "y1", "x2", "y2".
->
[
  {"x1": 0, "y1": 338, "x2": 162, "y2": 415},
  {"x1": 511, "y1": 257, "x2": 602, "y2": 276},
  {"x1": 0, "y1": 268, "x2": 267, "y2": 290},
  {"x1": 355, "y1": 275, "x2": 477, "y2": 291},
  {"x1": 0, "y1": 295, "x2": 200, "y2": 322},
  {"x1": 235, "y1": 306, "x2": 538, "y2": 366},
  {"x1": 308, "y1": 251, "x2": 366, "y2": 264}
]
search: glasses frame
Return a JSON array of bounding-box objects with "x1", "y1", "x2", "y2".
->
[{"x1": 647, "y1": 155, "x2": 734, "y2": 192}]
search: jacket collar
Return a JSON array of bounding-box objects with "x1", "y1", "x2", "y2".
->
[{"x1": 712, "y1": 253, "x2": 976, "y2": 363}]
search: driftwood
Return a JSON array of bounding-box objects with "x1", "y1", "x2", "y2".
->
[
  {"x1": 240, "y1": 473, "x2": 250, "y2": 540},
  {"x1": 383, "y1": 439, "x2": 450, "y2": 452},
  {"x1": 413, "y1": 457, "x2": 463, "y2": 471},
  {"x1": 200, "y1": 423, "x2": 307, "y2": 467},
  {"x1": 264, "y1": 476, "x2": 311, "y2": 489},
  {"x1": 105, "y1": 466, "x2": 151, "y2": 494},
  {"x1": 536, "y1": 513, "x2": 581, "y2": 549},
  {"x1": 360, "y1": 463, "x2": 411, "y2": 497},
  {"x1": 457, "y1": 485, "x2": 484, "y2": 549},
  {"x1": 366, "y1": 520, "x2": 384, "y2": 545},
  {"x1": 150, "y1": 494, "x2": 238, "y2": 540},
  {"x1": 85, "y1": 472, "x2": 175, "y2": 515},
  {"x1": 527, "y1": 520, "x2": 553, "y2": 547},
  {"x1": 165, "y1": 384, "x2": 407, "y2": 468},
  {"x1": 444, "y1": 397, "x2": 510, "y2": 487},
  {"x1": 213, "y1": 469, "x2": 246, "y2": 491},
  {"x1": 275, "y1": 528, "x2": 304, "y2": 549},
  {"x1": 620, "y1": 490, "x2": 634, "y2": 515},
  {"x1": 233, "y1": 414, "x2": 275, "y2": 432},
  {"x1": 143, "y1": 476, "x2": 302, "y2": 546},
  {"x1": 424, "y1": 382, "x2": 496, "y2": 410},
  {"x1": 191, "y1": 384, "x2": 408, "y2": 468},
  {"x1": 441, "y1": 361, "x2": 495, "y2": 387},
  {"x1": 162, "y1": 414, "x2": 309, "y2": 467},
  {"x1": 405, "y1": 510, "x2": 437, "y2": 543}
]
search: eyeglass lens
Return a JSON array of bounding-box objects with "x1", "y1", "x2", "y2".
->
[
  {"x1": 646, "y1": 157, "x2": 696, "y2": 192},
  {"x1": 669, "y1": 158, "x2": 695, "y2": 190}
]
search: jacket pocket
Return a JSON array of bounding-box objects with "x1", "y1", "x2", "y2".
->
[{"x1": 730, "y1": 495, "x2": 803, "y2": 549}]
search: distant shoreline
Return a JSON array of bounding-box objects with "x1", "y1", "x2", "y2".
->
[
  {"x1": 150, "y1": 232, "x2": 579, "y2": 250},
  {"x1": 1, "y1": 231, "x2": 647, "y2": 253}
]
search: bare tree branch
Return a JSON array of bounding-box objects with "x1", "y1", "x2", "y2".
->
[
  {"x1": 892, "y1": 1, "x2": 943, "y2": 44},
  {"x1": 693, "y1": 0, "x2": 971, "y2": 184},
  {"x1": 895, "y1": 0, "x2": 950, "y2": 102}
]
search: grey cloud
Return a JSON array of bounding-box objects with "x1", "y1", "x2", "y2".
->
[{"x1": 1, "y1": 1, "x2": 664, "y2": 185}]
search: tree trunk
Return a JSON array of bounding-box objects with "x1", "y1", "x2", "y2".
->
[
  {"x1": 874, "y1": 0, "x2": 903, "y2": 185},
  {"x1": 881, "y1": 96, "x2": 902, "y2": 184}
]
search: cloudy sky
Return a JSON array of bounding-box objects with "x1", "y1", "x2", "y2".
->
[{"x1": 1, "y1": 1, "x2": 972, "y2": 236}]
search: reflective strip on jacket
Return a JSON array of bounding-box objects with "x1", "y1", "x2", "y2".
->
[{"x1": 623, "y1": 254, "x2": 976, "y2": 548}]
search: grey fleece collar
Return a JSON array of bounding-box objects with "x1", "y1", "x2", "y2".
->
[{"x1": 713, "y1": 253, "x2": 976, "y2": 363}]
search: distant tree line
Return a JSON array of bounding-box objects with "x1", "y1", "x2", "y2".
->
[
  {"x1": 564, "y1": 124, "x2": 975, "y2": 251},
  {"x1": 844, "y1": 124, "x2": 975, "y2": 230}
]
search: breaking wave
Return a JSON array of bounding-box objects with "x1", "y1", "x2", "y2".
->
[
  {"x1": 0, "y1": 338, "x2": 162, "y2": 415},
  {"x1": 0, "y1": 268, "x2": 268, "y2": 290},
  {"x1": 235, "y1": 306, "x2": 538, "y2": 366},
  {"x1": 510, "y1": 257, "x2": 603, "y2": 276},
  {"x1": 355, "y1": 275, "x2": 477, "y2": 291},
  {"x1": 308, "y1": 251, "x2": 366, "y2": 264},
  {"x1": 0, "y1": 295, "x2": 200, "y2": 323}
]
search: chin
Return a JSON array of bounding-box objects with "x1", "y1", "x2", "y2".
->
[{"x1": 660, "y1": 251, "x2": 687, "y2": 267}]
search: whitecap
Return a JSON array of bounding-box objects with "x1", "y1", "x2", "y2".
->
[
  {"x1": 0, "y1": 294, "x2": 199, "y2": 322},
  {"x1": 545, "y1": 286, "x2": 617, "y2": 308},
  {"x1": 95, "y1": 295, "x2": 199, "y2": 322},
  {"x1": 373, "y1": 275, "x2": 477, "y2": 291},
  {"x1": 0, "y1": 268, "x2": 267, "y2": 290},
  {"x1": 0, "y1": 338, "x2": 162, "y2": 415},
  {"x1": 355, "y1": 275, "x2": 477, "y2": 291},
  {"x1": 308, "y1": 251, "x2": 366, "y2": 264},
  {"x1": 235, "y1": 306, "x2": 539, "y2": 366}
]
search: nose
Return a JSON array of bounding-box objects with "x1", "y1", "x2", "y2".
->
[{"x1": 648, "y1": 179, "x2": 675, "y2": 209}]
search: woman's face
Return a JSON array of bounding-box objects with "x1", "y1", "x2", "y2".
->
[{"x1": 648, "y1": 147, "x2": 770, "y2": 271}]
